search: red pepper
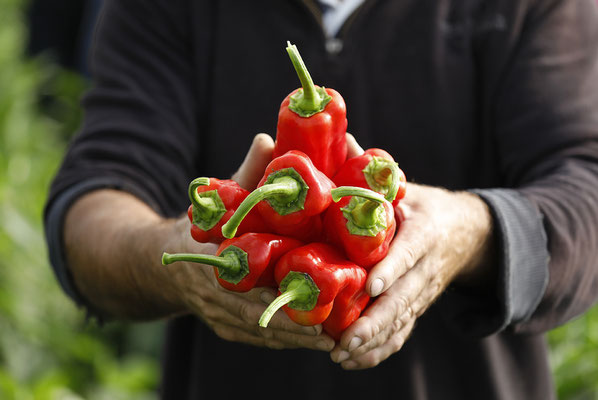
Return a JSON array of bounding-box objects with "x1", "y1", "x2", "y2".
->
[
  {"x1": 162, "y1": 233, "x2": 303, "y2": 292},
  {"x1": 324, "y1": 186, "x2": 396, "y2": 270},
  {"x1": 187, "y1": 177, "x2": 268, "y2": 243},
  {"x1": 221, "y1": 150, "x2": 334, "y2": 242},
  {"x1": 258, "y1": 242, "x2": 370, "y2": 341},
  {"x1": 273, "y1": 42, "x2": 347, "y2": 179},
  {"x1": 333, "y1": 148, "x2": 407, "y2": 206}
]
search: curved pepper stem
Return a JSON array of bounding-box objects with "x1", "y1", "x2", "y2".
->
[
  {"x1": 286, "y1": 41, "x2": 332, "y2": 117},
  {"x1": 162, "y1": 245, "x2": 249, "y2": 284},
  {"x1": 188, "y1": 177, "x2": 227, "y2": 231},
  {"x1": 331, "y1": 186, "x2": 388, "y2": 237},
  {"x1": 259, "y1": 271, "x2": 320, "y2": 328},
  {"x1": 331, "y1": 186, "x2": 386, "y2": 204},
  {"x1": 221, "y1": 174, "x2": 304, "y2": 239},
  {"x1": 362, "y1": 157, "x2": 402, "y2": 202},
  {"x1": 188, "y1": 177, "x2": 210, "y2": 204}
]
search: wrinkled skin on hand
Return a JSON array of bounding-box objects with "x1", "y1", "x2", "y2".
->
[{"x1": 329, "y1": 150, "x2": 495, "y2": 370}]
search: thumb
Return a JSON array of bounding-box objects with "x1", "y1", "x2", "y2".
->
[
  {"x1": 232, "y1": 133, "x2": 275, "y2": 190},
  {"x1": 346, "y1": 132, "x2": 365, "y2": 158}
]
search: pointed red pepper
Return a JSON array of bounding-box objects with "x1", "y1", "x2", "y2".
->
[
  {"x1": 162, "y1": 233, "x2": 303, "y2": 292},
  {"x1": 187, "y1": 177, "x2": 268, "y2": 244},
  {"x1": 324, "y1": 186, "x2": 396, "y2": 270},
  {"x1": 258, "y1": 242, "x2": 370, "y2": 341},
  {"x1": 221, "y1": 150, "x2": 334, "y2": 242},
  {"x1": 333, "y1": 148, "x2": 407, "y2": 206},
  {"x1": 273, "y1": 41, "x2": 348, "y2": 179}
]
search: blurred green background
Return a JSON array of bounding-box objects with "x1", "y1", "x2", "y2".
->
[{"x1": 0, "y1": 0, "x2": 596, "y2": 399}]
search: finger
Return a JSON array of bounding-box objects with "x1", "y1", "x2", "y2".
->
[
  {"x1": 231, "y1": 133, "x2": 274, "y2": 190},
  {"x1": 211, "y1": 323, "x2": 287, "y2": 350},
  {"x1": 346, "y1": 132, "x2": 364, "y2": 158},
  {"x1": 341, "y1": 317, "x2": 416, "y2": 370},
  {"x1": 337, "y1": 265, "x2": 427, "y2": 356},
  {"x1": 226, "y1": 290, "x2": 335, "y2": 351},
  {"x1": 366, "y1": 220, "x2": 428, "y2": 297},
  {"x1": 258, "y1": 326, "x2": 335, "y2": 352}
]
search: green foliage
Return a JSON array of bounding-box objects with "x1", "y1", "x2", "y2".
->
[
  {"x1": 548, "y1": 305, "x2": 598, "y2": 400},
  {"x1": 0, "y1": 0, "x2": 163, "y2": 398}
]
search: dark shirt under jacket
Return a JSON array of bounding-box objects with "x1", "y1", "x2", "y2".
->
[{"x1": 44, "y1": 0, "x2": 598, "y2": 399}]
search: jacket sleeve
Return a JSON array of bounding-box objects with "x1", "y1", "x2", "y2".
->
[
  {"x1": 46, "y1": 0, "x2": 200, "y2": 218},
  {"x1": 494, "y1": 0, "x2": 598, "y2": 333},
  {"x1": 440, "y1": 0, "x2": 598, "y2": 336},
  {"x1": 43, "y1": 0, "x2": 199, "y2": 308}
]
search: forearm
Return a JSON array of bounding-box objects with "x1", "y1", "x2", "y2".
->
[
  {"x1": 450, "y1": 190, "x2": 497, "y2": 289},
  {"x1": 63, "y1": 189, "x2": 195, "y2": 320}
]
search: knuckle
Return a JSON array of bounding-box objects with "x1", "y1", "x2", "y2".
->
[
  {"x1": 392, "y1": 294, "x2": 410, "y2": 316},
  {"x1": 237, "y1": 302, "x2": 255, "y2": 324},
  {"x1": 366, "y1": 317, "x2": 383, "y2": 341},
  {"x1": 257, "y1": 327, "x2": 274, "y2": 340},
  {"x1": 400, "y1": 245, "x2": 418, "y2": 273},
  {"x1": 392, "y1": 318, "x2": 402, "y2": 333},
  {"x1": 400, "y1": 308, "x2": 416, "y2": 326},
  {"x1": 428, "y1": 276, "x2": 444, "y2": 295}
]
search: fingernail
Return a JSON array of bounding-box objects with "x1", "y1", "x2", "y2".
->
[
  {"x1": 260, "y1": 291, "x2": 275, "y2": 304},
  {"x1": 337, "y1": 351, "x2": 350, "y2": 363},
  {"x1": 343, "y1": 361, "x2": 357, "y2": 369},
  {"x1": 370, "y1": 278, "x2": 384, "y2": 297},
  {"x1": 348, "y1": 336, "x2": 362, "y2": 351}
]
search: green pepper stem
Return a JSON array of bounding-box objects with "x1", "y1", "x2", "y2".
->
[
  {"x1": 221, "y1": 177, "x2": 301, "y2": 239},
  {"x1": 377, "y1": 161, "x2": 402, "y2": 202},
  {"x1": 188, "y1": 177, "x2": 223, "y2": 220},
  {"x1": 363, "y1": 158, "x2": 402, "y2": 202},
  {"x1": 259, "y1": 278, "x2": 313, "y2": 328},
  {"x1": 331, "y1": 186, "x2": 386, "y2": 204},
  {"x1": 162, "y1": 252, "x2": 238, "y2": 272},
  {"x1": 188, "y1": 177, "x2": 210, "y2": 207},
  {"x1": 332, "y1": 186, "x2": 387, "y2": 230},
  {"x1": 286, "y1": 42, "x2": 332, "y2": 117},
  {"x1": 286, "y1": 41, "x2": 318, "y2": 109}
]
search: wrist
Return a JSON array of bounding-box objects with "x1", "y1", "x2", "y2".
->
[{"x1": 452, "y1": 191, "x2": 497, "y2": 288}]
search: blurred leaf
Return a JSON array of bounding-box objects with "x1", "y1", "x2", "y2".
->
[{"x1": 0, "y1": 0, "x2": 162, "y2": 399}]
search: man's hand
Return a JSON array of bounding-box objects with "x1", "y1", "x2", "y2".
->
[
  {"x1": 167, "y1": 133, "x2": 335, "y2": 351},
  {"x1": 329, "y1": 183, "x2": 495, "y2": 369}
]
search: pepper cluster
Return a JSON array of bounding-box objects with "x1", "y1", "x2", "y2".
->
[{"x1": 162, "y1": 42, "x2": 407, "y2": 341}]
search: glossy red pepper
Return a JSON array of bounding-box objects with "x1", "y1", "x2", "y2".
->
[
  {"x1": 258, "y1": 242, "x2": 370, "y2": 341},
  {"x1": 324, "y1": 186, "x2": 396, "y2": 270},
  {"x1": 162, "y1": 233, "x2": 303, "y2": 292},
  {"x1": 273, "y1": 42, "x2": 347, "y2": 179},
  {"x1": 221, "y1": 150, "x2": 334, "y2": 242},
  {"x1": 333, "y1": 148, "x2": 407, "y2": 206},
  {"x1": 187, "y1": 177, "x2": 268, "y2": 243}
]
